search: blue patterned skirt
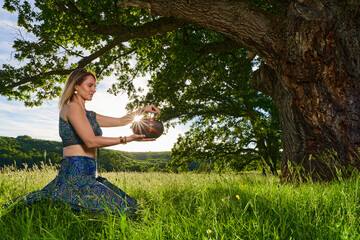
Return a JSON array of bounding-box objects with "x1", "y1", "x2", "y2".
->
[{"x1": 7, "y1": 156, "x2": 137, "y2": 216}]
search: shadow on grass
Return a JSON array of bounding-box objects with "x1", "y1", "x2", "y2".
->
[{"x1": 0, "y1": 200, "x2": 134, "y2": 239}]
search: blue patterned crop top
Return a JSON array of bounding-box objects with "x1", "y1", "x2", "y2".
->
[{"x1": 59, "y1": 110, "x2": 103, "y2": 147}]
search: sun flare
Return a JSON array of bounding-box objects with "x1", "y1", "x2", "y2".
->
[{"x1": 133, "y1": 115, "x2": 143, "y2": 122}]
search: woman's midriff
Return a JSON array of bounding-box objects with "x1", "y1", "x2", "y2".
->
[{"x1": 63, "y1": 144, "x2": 97, "y2": 158}]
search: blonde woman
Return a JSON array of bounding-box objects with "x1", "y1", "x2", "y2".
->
[{"x1": 7, "y1": 68, "x2": 161, "y2": 215}]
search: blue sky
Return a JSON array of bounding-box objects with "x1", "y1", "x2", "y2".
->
[{"x1": 0, "y1": 7, "x2": 188, "y2": 152}]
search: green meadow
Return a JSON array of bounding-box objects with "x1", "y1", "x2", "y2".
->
[{"x1": 1, "y1": 164, "x2": 360, "y2": 239}]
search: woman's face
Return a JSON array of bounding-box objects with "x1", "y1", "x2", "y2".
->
[{"x1": 75, "y1": 75, "x2": 96, "y2": 101}]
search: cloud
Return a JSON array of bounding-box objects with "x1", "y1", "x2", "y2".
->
[
  {"x1": 0, "y1": 96, "x2": 60, "y2": 140},
  {"x1": 0, "y1": 20, "x2": 18, "y2": 31}
]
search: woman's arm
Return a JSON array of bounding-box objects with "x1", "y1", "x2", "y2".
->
[
  {"x1": 96, "y1": 112, "x2": 136, "y2": 128},
  {"x1": 96, "y1": 105, "x2": 161, "y2": 127},
  {"x1": 66, "y1": 103, "x2": 153, "y2": 148}
]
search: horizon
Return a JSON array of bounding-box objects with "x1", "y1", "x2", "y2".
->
[{"x1": 0, "y1": 134, "x2": 172, "y2": 153}]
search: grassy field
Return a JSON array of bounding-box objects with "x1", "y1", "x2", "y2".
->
[{"x1": 0, "y1": 164, "x2": 360, "y2": 239}]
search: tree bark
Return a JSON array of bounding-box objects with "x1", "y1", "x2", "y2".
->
[
  {"x1": 119, "y1": 0, "x2": 282, "y2": 63},
  {"x1": 280, "y1": 1, "x2": 360, "y2": 180},
  {"x1": 255, "y1": 1, "x2": 360, "y2": 180},
  {"x1": 121, "y1": 0, "x2": 360, "y2": 180}
]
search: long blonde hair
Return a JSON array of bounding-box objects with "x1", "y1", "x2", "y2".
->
[{"x1": 59, "y1": 68, "x2": 97, "y2": 109}]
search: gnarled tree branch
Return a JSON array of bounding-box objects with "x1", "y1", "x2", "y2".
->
[{"x1": 119, "y1": 0, "x2": 284, "y2": 63}]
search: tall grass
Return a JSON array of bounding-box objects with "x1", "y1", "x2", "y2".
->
[{"x1": 1, "y1": 164, "x2": 360, "y2": 239}]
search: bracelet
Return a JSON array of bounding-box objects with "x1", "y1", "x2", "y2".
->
[{"x1": 119, "y1": 136, "x2": 127, "y2": 144}]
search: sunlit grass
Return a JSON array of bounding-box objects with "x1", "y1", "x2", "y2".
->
[{"x1": 1, "y1": 164, "x2": 360, "y2": 239}]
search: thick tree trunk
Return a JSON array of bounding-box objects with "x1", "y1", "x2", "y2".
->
[
  {"x1": 280, "y1": 2, "x2": 360, "y2": 180},
  {"x1": 255, "y1": 2, "x2": 360, "y2": 180},
  {"x1": 121, "y1": 0, "x2": 360, "y2": 180}
]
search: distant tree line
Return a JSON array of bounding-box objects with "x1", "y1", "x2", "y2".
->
[
  {"x1": 98, "y1": 149, "x2": 172, "y2": 172},
  {"x1": 0, "y1": 135, "x2": 171, "y2": 172},
  {"x1": 0, "y1": 135, "x2": 63, "y2": 168},
  {"x1": 0, "y1": 135, "x2": 277, "y2": 173}
]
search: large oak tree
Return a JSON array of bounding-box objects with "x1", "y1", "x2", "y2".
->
[{"x1": 1, "y1": 0, "x2": 359, "y2": 180}]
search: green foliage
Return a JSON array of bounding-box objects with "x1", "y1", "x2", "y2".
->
[
  {"x1": 0, "y1": 0, "x2": 284, "y2": 105},
  {"x1": 1, "y1": 1, "x2": 282, "y2": 173},
  {"x1": 0, "y1": 135, "x2": 171, "y2": 172},
  {"x1": 1, "y1": 0, "x2": 153, "y2": 106},
  {"x1": 1, "y1": 168, "x2": 360, "y2": 239},
  {"x1": 0, "y1": 135, "x2": 62, "y2": 168},
  {"x1": 98, "y1": 149, "x2": 171, "y2": 172},
  {"x1": 126, "y1": 27, "x2": 282, "y2": 174}
]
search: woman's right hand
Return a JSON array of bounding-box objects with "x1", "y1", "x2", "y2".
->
[{"x1": 138, "y1": 105, "x2": 161, "y2": 115}]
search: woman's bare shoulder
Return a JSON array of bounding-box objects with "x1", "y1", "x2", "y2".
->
[{"x1": 60, "y1": 102, "x2": 83, "y2": 121}]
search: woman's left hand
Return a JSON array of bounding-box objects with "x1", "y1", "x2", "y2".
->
[
  {"x1": 127, "y1": 134, "x2": 156, "y2": 142},
  {"x1": 141, "y1": 105, "x2": 161, "y2": 115}
]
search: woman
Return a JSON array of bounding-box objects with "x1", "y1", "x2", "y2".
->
[{"x1": 7, "y1": 68, "x2": 160, "y2": 216}]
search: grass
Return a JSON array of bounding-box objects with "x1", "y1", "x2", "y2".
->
[{"x1": 0, "y1": 164, "x2": 360, "y2": 239}]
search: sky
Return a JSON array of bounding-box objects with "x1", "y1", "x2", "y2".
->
[{"x1": 0, "y1": 7, "x2": 189, "y2": 152}]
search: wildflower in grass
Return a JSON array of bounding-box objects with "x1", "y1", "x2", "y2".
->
[
  {"x1": 206, "y1": 229, "x2": 212, "y2": 234},
  {"x1": 236, "y1": 195, "x2": 240, "y2": 200}
]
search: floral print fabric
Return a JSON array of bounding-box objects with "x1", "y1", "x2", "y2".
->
[{"x1": 8, "y1": 156, "x2": 137, "y2": 216}]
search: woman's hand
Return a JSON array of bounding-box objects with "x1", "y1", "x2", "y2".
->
[
  {"x1": 140, "y1": 105, "x2": 161, "y2": 115},
  {"x1": 127, "y1": 134, "x2": 156, "y2": 142}
]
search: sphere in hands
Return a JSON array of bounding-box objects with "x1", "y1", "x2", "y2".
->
[{"x1": 131, "y1": 119, "x2": 164, "y2": 138}]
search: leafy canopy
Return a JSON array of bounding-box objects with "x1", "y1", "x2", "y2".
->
[
  {"x1": 1, "y1": 0, "x2": 157, "y2": 106},
  {"x1": 1, "y1": 0, "x2": 282, "y2": 172},
  {"x1": 124, "y1": 26, "x2": 281, "y2": 173},
  {"x1": 1, "y1": 0, "x2": 286, "y2": 106}
]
